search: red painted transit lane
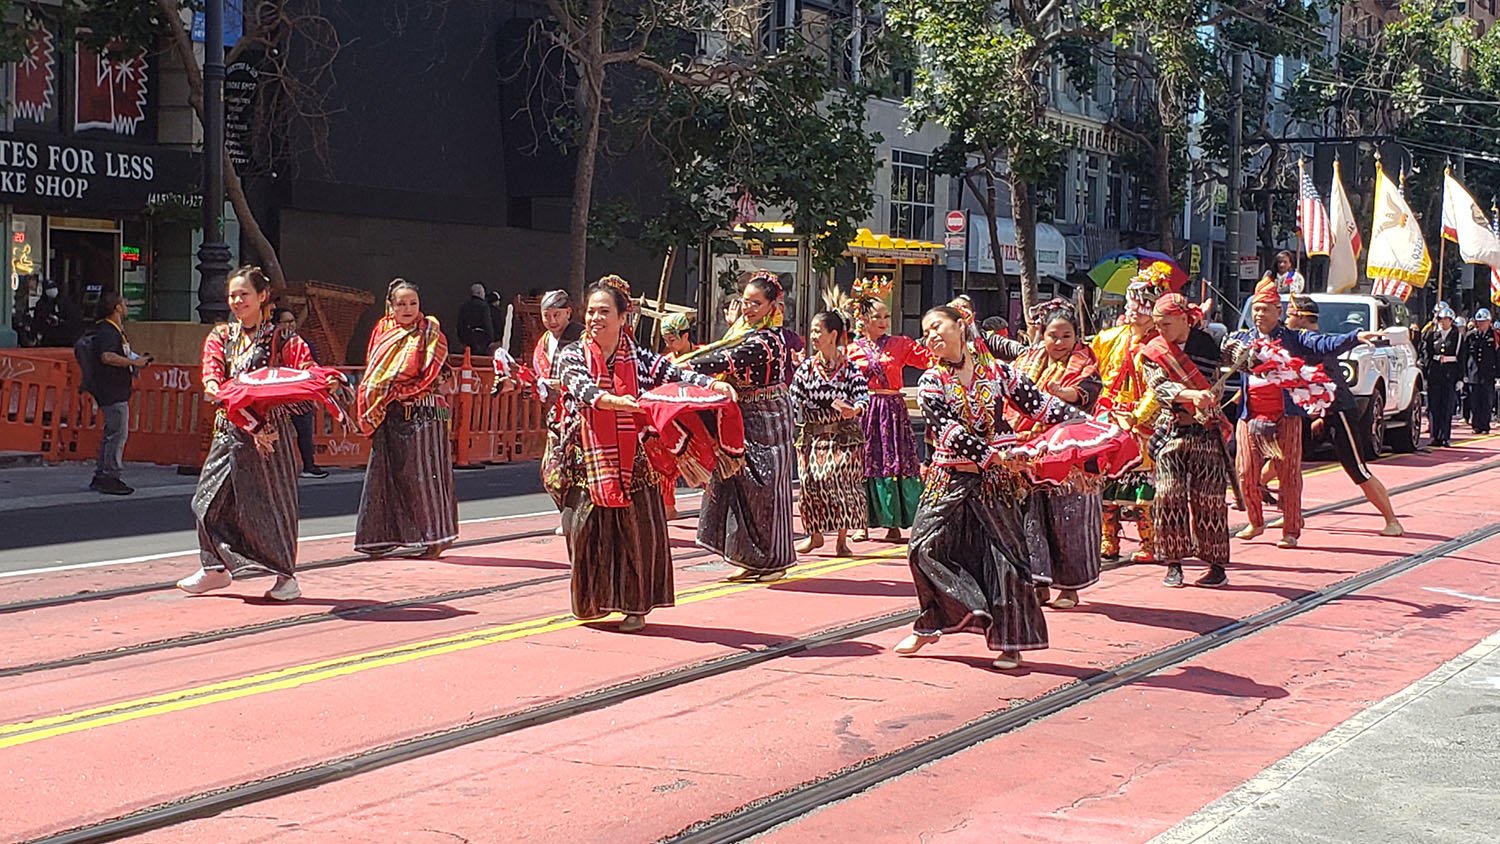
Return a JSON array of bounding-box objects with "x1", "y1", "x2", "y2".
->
[{"x1": 96, "y1": 446, "x2": 1500, "y2": 844}]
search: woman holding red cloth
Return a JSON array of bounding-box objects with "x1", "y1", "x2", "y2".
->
[
  {"x1": 551, "y1": 275, "x2": 735, "y2": 631},
  {"x1": 180, "y1": 266, "x2": 318, "y2": 601},
  {"x1": 846, "y1": 287, "x2": 930, "y2": 541},
  {"x1": 1010, "y1": 299, "x2": 1104, "y2": 609},
  {"x1": 353, "y1": 279, "x2": 459, "y2": 558}
]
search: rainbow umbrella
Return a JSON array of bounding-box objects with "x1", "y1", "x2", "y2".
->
[{"x1": 1088, "y1": 248, "x2": 1189, "y2": 294}]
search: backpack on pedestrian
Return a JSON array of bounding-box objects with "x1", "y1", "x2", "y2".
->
[{"x1": 73, "y1": 329, "x2": 100, "y2": 396}]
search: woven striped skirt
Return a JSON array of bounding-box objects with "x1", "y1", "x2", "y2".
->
[
  {"x1": 192, "y1": 412, "x2": 300, "y2": 578},
  {"x1": 697, "y1": 388, "x2": 796, "y2": 574},
  {"x1": 908, "y1": 468, "x2": 1048, "y2": 652},
  {"x1": 797, "y1": 420, "x2": 866, "y2": 534},
  {"x1": 355, "y1": 396, "x2": 459, "y2": 555},
  {"x1": 562, "y1": 455, "x2": 674, "y2": 619}
]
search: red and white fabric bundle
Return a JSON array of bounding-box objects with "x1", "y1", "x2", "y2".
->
[
  {"x1": 1249, "y1": 338, "x2": 1337, "y2": 418},
  {"x1": 1011, "y1": 417, "x2": 1142, "y2": 488},
  {"x1": 217, "y1": 365, "x2": 353, "y2": 434}
]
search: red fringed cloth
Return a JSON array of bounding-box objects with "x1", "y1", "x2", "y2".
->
[{"x1": 638, "y1": 383, "x2": 747, "y2": 488}]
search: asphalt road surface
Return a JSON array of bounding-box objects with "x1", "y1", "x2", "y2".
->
[{"x1": 0, "y1": 464, "x2": 559, "y2": 574}]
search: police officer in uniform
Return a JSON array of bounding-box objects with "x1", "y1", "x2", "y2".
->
[{"x1": 1421, "y1": 302, "x2": 1463, "y2": 447}]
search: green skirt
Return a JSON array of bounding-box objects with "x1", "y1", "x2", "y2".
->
[{"x1": 866, "y1": 476, "x2": 922, "y2": 529}]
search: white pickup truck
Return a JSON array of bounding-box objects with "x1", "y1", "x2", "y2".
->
[{"x1": 1237, "y1": 293, "x2": 1424, "y2": 458}]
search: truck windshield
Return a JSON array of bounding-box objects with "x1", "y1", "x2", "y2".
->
[{"x1": 1312, "y1": 302, "x2": 1374, "y2": 334}]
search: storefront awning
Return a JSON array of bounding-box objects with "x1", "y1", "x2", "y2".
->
[
  {"x1": 945, "y1": 218, "x2": 1068, "y2": 281},
  {"x1": 845, "y1": 228, "x2": 944, "y2": 263}
]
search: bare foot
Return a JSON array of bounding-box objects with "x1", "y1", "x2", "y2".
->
[
  {"x1": 1381, "y1": 521, "x2": 1405, "y2": 537},
  {"x1": 835, "y1": 543, "x2": 854, "y2": 557},
  {"x1": 795, "y1": 533, "x2": 825, "y2": 554}
]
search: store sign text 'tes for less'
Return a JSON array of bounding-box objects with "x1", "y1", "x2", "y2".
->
[{"x1": 0, "y1": 138, "x2": 155, "y2": 200}]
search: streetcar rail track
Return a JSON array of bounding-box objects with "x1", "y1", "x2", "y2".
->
[
  {"x1": 8, "y1": 453, "x2": 1490, "y2": 678},
  {"x1": 21, "y1": 610, "x2": 919, "y2": 844},
  {"x1": 16, "y1": 455, "x2": 1500, "y2": 844},
  {"x1": 0, "y1": 504, "x2": 704, "y2": 616},
  {"x1": 660, "y1": 519, "x2": 1500, "y2": 844},
  {"x1": 0, "y1": 547, "x2": 721, "y2": 679}
]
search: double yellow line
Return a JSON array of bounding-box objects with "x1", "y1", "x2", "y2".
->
[{"x1": 0, "y1": 548, "x2": 908, "y2": 750}]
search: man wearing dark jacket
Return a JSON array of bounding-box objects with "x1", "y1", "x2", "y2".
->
[
  {"x1": 1464, "y1": 308, "x2": 1499, "y2": 435},
  {"x1": 1286, "y1": 298, "x2": 1404, "y2": 536},
  {"x1": 456, "y1": 284, "x2": 497, "y2": 356},
  {"x1": 86, "y1": 291, "x2": 152, "y2": 495}
]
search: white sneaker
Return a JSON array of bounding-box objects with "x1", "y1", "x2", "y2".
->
[
  {"x1": 177, "y1": 567, "x2": 232, "y2": 594},
  {"x1": 264, "y1": 576, "x2": 301, "y2": 602}
]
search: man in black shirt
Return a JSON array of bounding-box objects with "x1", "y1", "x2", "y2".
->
[{"x1": 87, "y1": 292, "x2": 151, "y2": 495}]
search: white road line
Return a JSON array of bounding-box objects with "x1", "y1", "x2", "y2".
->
[{"x1": 0, "y1": 494, "x2": 702, "y2": 579}]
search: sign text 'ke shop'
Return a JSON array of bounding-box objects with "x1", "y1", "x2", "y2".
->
[{"x1": 0, "y1": 132, "x2": 199, "y2": 211}]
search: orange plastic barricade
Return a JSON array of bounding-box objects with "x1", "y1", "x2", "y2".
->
[
  {"x1": 0, "y1": 350, "x2": 78, "y2": 460},
  {"x1": 311, "y1": 365, "x2": 370, "y2": 468}
]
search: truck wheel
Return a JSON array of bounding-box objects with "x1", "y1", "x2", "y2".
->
[
  {"x1": 1387, "y1": 382, "x2": 1424, "y2": 453},
  {"x1": 1360, "y1": 384, "x2": 1386, "y2": 460}
]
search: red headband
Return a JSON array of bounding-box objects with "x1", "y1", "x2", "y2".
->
[{"x1": 1152, "y1": 293, "x2": 1202, "y2": 322}]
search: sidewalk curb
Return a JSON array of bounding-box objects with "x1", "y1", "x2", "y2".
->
[
  {"x1": 0, "y1": 472, "x2": 368, "y2": 513},
  {"x1": 1149, "y1": 628, "x2": 1500, "y2": 844}
]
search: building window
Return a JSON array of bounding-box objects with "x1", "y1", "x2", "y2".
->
[
  {"x1": 1107, "y1": 170, "x2": 1124, "y2": 230},
  {"x1": 1084, "y1": 154, "x2": 1102, "y2": 225},
  {"x1": 889, "y1": 149, "x2": 935, "y2": 239}
]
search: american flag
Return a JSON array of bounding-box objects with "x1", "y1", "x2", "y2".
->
[
  {"x1": 1491, "y1": 206, "x2": 1500, "y2": 307},
  {"x1": 1298, "y1": 160, "x2": 1333, "y2": 257},
  {"x1": 1371, "y1": 277, "x2": 1413, "y2": 301}
]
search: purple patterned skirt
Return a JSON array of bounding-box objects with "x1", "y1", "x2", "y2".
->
[{"x1": 862, "y1": 393, "x2": 920, "y2": 479}]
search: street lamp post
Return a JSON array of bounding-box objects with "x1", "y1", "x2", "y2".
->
[{"x1": 196, "y1": 0, "x2": 232, "y2": 324}]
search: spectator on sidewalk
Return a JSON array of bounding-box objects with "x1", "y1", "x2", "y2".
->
[
  {"x1": 86, "y1": 291, "x2": 151, "y2": 495},
  {"x1": 456, "y1": 283, "x2": 496, "y2": 357},
  {"x1": 33, "y1": 279, "x2": 84, "y2": 347},
  {"x1": 274, "y1": 307, "x2": 329, "y2": 478}
]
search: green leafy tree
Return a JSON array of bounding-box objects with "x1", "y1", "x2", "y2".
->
[
  {"x1": 1287, "y1": 0, "x2": 1500, "y2": 300},
  {"x1": 527, "y1": 0, "x2": 884, "y2": 297},
  {"x1": 889, "y1": 1, "x2": 1104, "y2": 314}
]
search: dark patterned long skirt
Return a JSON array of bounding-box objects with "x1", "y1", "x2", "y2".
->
[
  {"x1": 192, "y1": 414, "x2": 300, "y2": 578},
  {"x1": 1024, "y1": 490, "x2": 1103, "y2": 590},
  {"x1": 798, "y1": 423, "x2": 866, "y2": 534},
  {"x1": 862, "y1": 392, "x2": 922, "y2": 529},
  {"x1": 563, "y1": 479, "x2": 674, "y2": 619},
  {"x1": 1153, "y1": 427, "x2": 1231, "y2": 566},
  {"x1": 355, "y1": 398, "x2": 459, "y2": 555},
  {"x1": 698, "y1": 389, "x2": 796, "y2": 574},
  {"x1": 908, "y1": 469, "x2": 1048, "y2": 652}
]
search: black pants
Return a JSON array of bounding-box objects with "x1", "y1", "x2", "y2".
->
[
  {"x1": 1470, "y1": 380, "x2": 1496, "y2": 434},
  {"x1": 291, "y1": 411, "x2": 317, "y2": 472},
  {"x1": 1428, "y1": 371, "x2": 1459, "y2": 444}
]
